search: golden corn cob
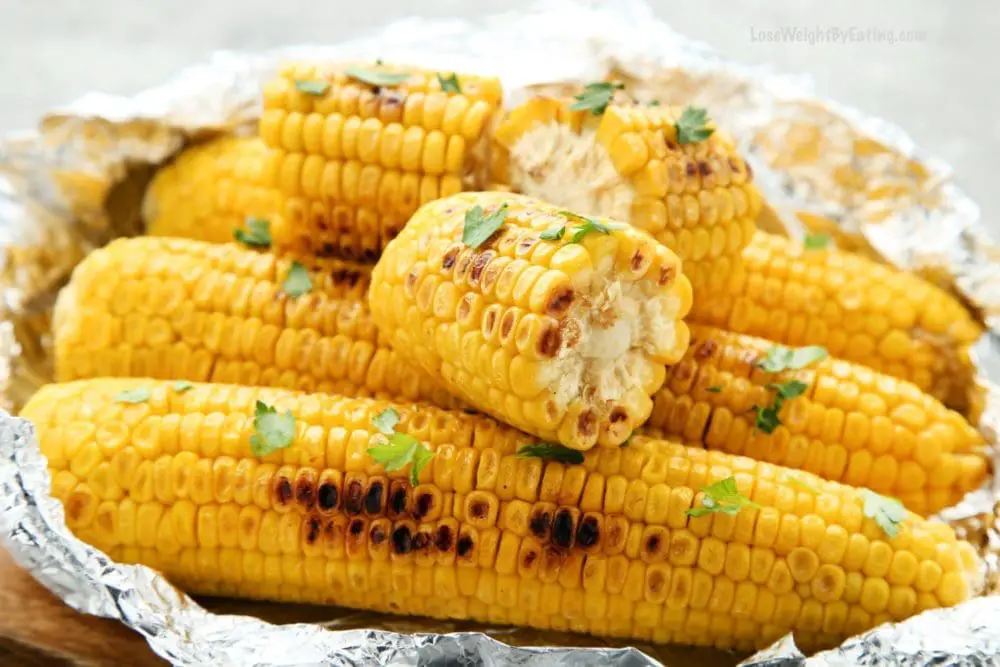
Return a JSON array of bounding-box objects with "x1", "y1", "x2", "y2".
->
[
  {"x1": 53, "y1": 237, "x2": 456, "y2": 407},
  {"x1": 24, "y1": 378, "x2": 982, "y2": 652},
  {"x1": 644, "y1": 325, "x2": 988, "y2": 516},
  {"x1": 370, "y1": 192, "x2": 692, "y2": 450},
  {"x1": 259, "y1": 62, "x2": 503, "y2": 261},
  {"x1": 689, "y1": 232, "x2": 983, "y2": 409},
  {"x1": 144, "y1": 136, "x2": 282, "y2": 243},
  {"x1": 493, "y1": 97, "x2": 762, "y2": 295}
]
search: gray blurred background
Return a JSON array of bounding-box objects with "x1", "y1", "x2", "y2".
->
[{"x1": 2, "y1": 0, "x2": 997, "y2": 232}]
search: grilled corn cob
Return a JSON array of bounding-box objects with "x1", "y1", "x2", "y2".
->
[
  {"x1": 644, "y1": 325, "x2": 988, "y2": 516},
  {"x1": 493, "y1": 97, "x2": 762, "y2": 295},
  {"x1": 144, "y1": 136, "x2": 281, "y2": 243},
  {"x1": 259, "y1": 62, "x2": 503, "y2": 261},
  {"x1": 23, "y1": 378, "x2": 982, "y2": 652},
  {"x1": 689, "y1": 232, "x2": 982, "y2": 408},
  {"x1": 370, "y1": 192, "x2": 692, "y2": 450},
  {"x1": 53, "y1": 237, "x2": 456, "y2": 407}
]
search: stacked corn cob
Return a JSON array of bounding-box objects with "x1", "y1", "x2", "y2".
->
[{"x1": 25, "y1": 66, "x2": 990, "y2": 653}]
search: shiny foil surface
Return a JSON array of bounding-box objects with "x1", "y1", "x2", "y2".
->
[{"x1": 2, "y1": 1, "x2": 1000, "y2": 665}]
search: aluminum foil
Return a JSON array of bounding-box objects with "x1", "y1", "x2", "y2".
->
[{"x1": 2, "y1": 0, "x2": 1000, "y2": 665}]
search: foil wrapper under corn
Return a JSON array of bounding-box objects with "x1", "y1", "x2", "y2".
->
[{"x1": 3, "y1": 0, "x2": 1000, "y2": 665}]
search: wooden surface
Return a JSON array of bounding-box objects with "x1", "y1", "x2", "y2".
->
[{"x1": 0, "y1": 548, "x2": 164, "y2": 667}]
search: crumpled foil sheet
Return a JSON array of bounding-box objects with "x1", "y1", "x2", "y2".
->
[{"x1": 3, "y1": 1, "x2": 1000, "y2": 665}]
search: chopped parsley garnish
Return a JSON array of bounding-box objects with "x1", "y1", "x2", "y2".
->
[
  {"x1": 294, "y1": 79, "x2": 330, "y2": 96},
  {"x1": 752, "y1": 380, "x2": 810, "y2": 434},
  {"x1": 649, "y1": 99, "x2": 661, "y2": 107},
  {"x1": 789, "y1": 476, "x2": 821, "y2": 495},
  {"x1": 686, "y1": 477, "x2": 760, "y2": 517},
  {"x1": 345, "y1": 67, "x2": 411, "y2": 87},
  {"x1": 568, "y1": 81, "x2": 624, "y2": 116},
  {"x1": 281, "y1": 260, "x2": 313, "y2": 297},
  {"x1": 172, "y1": 380, "x2": 194, "y2": 393},
  {"x1": 437, "y1": 72, "x2": 461, "y2": 94},
  {"x1": 115, "y1": 387, "x2": 150, "y2": 404},
  {"x1": 675, "y1": 106, "x2": 714, "y2": 145},
  {"x1": 540, "y1": 224, "x2": 566, "y2": 241},
  {"x1": 860, "y1": 489, "x2": 906, "y2": 538},
  {"x1": 758, "y1": 345, "x2": 828, "y2": 373},
  {"x1": 804, "y1": 233, "x2": 831, "y2": 250},
  {"x1": 706, "y1": 385, "x2": 723, "y2": 393},
  {"x1": 462, "y1": 202, "x2": 509, "y2": 248},
  {"x1": 568, "y1": 217, "x2": 625, "y2": 243},
  {"x1": 768, "y1": 379, "x2": 809, "y2": 400},
  {"x1": 367, "y1": 408, "x2": 435, "y2": 485},
  {"x1": 249, "y1": 400, "x2": 296, "y2": 457},
  {"x1": 233, "y1": 217, "x2": 271, "y2": 248},
  {"x1": 516, "y1": 443, "x2": 585, "y2": 464}
]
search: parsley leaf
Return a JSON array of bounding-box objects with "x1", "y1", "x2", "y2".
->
[
  {"x1": 675, "y1": 106, "x2": 715, "y2": 145},
  {"x1": 345, "y1": 67, "x2": 411, "y2": 87},
  {"x1": 758, "y1": 345, "x2": 828, "y2": 373},
  {"x1": 115, "y1": 387, "x2": 150, "y2": 404},
  {"x1": 540, "y1": 224, "x2": 566, "y2": 241},
  {"x1": 282, "y1": 260, "x2": 313, "y2": 297},
  {"x1": 789, "y1": 476, "x2": 821, "y2": 495},
  {"x1": 568, "y1": 217, "x2": 625, "y2": 243},
  {"x1": 649, "y1": 99, "x2": 661, "y2": 107},
  {"x1": 249, "y1": 400, "x2": 296, "y2": 457},
  {"x1": 295, "y1": 79, "x2": 330, "y2": 96},
  {"x1": 516, "y1": 443, "x2": 585, "y2": 464},
  {"x1": 706, "y1": 385, "x2": 723, "y2": 393},
  {"x1": 172, "y1": 380, "x2": 194, "y2": 393},
  {"x1": 462, "y1": 202, "x2": 509, "y2": 248},
  {"x1": 751, "y1": 403, "x2": 783, "y2": 434},
  {"x1": 568, "y1": 81, "x2": 624, "y2": 116},
  {"x1": 860, "y1": 489, "x2": 906, "y2": 538},
  {"x1": 768, "y1": 379, "x2": 809, "y2": 400},
  {"x1": 437, "y1": 72, "x2": 461, "y2": 94},
  {"x1": 804, "y1": 233, "x2": 831, "y2": 250},
  {"x1": 367, "y1": 411, "x2": 435, "y2": 485},
  {"x1": 233, "y1": 217, "x2": 271, "y2": 248},
  {"x1": 686, "y1": 476, "x2": 760, "y2": 517}
]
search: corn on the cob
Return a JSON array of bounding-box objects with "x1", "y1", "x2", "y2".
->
[
  {"x1": 53, "y1": 237, "x2": 456, "y2": 407},
  {"x1": 689, "y1": 232, "x2": 982, "y2": 409},
  {"x1": 492, "y1": 97, "x2": 762, "y2": 296},
  {"x1": 643, "y1": 325, "x2": 988, "y2": 516},
  {"x1": 144, "y1": 136, "x2": 282, "y2": 243},
  {"x1": 23, "y1": 378, "x2": 982, "y2": 652},
  {"x1": 259, "y1": 62, "x2": 503, "y2": 261},
  {"x1": 370, "y1": 192, "x2": 692, "y2": 450}
]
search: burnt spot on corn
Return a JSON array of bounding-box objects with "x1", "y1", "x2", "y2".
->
[
  {"x1": 412, "y1": 491, "x2": 434, "y2": 520},
  {"x1": 360, "y1": 249, "x2": 379, "y2": 262},
  {"x1": 456, "y1": 535, "x2": 474, "y2": 558},
  {"x1": 695, "y1": 338, "x2": 719, "y2": 360},
  {"x1": 666, "y1": 139, "x2": 679, "y2": 151},
  {"x1": 530, "y1": 508, "x2": 552, "y2": 541},
  {"x1": 647, "y1": 568, "x2": 667, "y2": 596},
  {"x1": 537, "y1": 325, "x2": 562, "y2": 358},
  {"x1": 434, "y1": 525, "x2": 453, "y2": 552},
  {"x1": 391, "y1": 525, "x2": 412, "y2": 554},
  {"x1": 469, "y1": 250, "x2": 496, "y2": 285},
  {"x1": 685, "y1": 162, "x2": 698, "y2": 178},
  {"x1": 389, "y1": 485, "x2": 408, "y2": 517},
  {"x1": 608, "y1": 408, "x2": 628, "y2": 424},
  {"x1": 275, "y1": 477, "x2": 293, "y2": 506},
  {"x1": 521, "y1": 547, "x2": 539, "y2": 569},
  {"x1": 576, "y1": 516, "x2": 600, "y2": 548},
  {"x1": 369, "y1": 523, "x2": 386, "y2": 545},
  {"x1": 323, "y1": 520, "x2": 338, "y2": 541},
  {"x1": 344, "y1": 479, "x2": 365, "y2": 515},
  {"x1": 658, "y1": 265, "x2": 676, "y2": 285},
  {"x1": 630, "y1": 249, "x2": 647, "y2": 272},
  {"x1": 319, "y1": 242, "x2": 338, "y2": 258},
  {"x1": 454, "y1": 249, "x2": 475, "y2": 282},
  {"x1": 317, "y1": 482, "x2": 339, "y2": 511},
  {"x1": 516, "y1": 235, "x2": 538, "y2": 256},
  {"x1": 348, "y1": 518, "x2": 365, "y2": 536},
  {"x1": 405, "y1": 268, "x2": 422, "y2": 293},
  {"x1": 412, "y1": 530, "x2": 431, "y2": 551},
  {"x1": 698, "y1": 161, "x2": 712, "y2": 177},
  {"x1": 483, "y1": 308, "x2": 498, "y2": 336},
  {"x1": 577, "y1": 410, "x2": 597, "y2": 437},
  {"x1": 295, "y1": 478, "x2": 316, "y2": 510},
  {"x1": 673, "y1": 359, "x2": 696, "y2": 383},
  {"x1": 365, "y1": 480, "x2": 385, "y2": 515},
  {"x1": 500, "y1": 310, "x2": 517, "y2": 339},
  {"x1": 456, "y1": 294, "x2": 474, "y2": 322},
  {"x1": 546, "y1": 287, "x2": 575, "y2": 317},
  {"x1": 441, "y1": 245, "x2": 460, "y2": 270},
  {"x1": 469, "y1": 500, "x2": 489, "y2": 520},
  {"x1": 552, "y1": 509, "x2": 576, "y2": 549},
  {"x1": 645, "y1": 534, "x2": 663, "y2": 556},
  {"x1": 305, "y1": 517, "x2": 322, "y2": 545}
]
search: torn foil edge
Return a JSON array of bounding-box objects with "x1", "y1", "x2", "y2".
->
[{"x1": 1, "y1": 0, "x2": 1000, "y2": 665}]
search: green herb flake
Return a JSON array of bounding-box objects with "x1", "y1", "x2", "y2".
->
[
  {"x1": 233, "y1": 217, "x2": 271, "y2": 248},
  {"x1": 568, "y1": 217, "x2": 626, "y2": 244},
  {"x1": 294, "y1": 79, "x2": 330, "y2": 96},
  {"x1": 437, "y1": 72, "x2": 462, "y2": 94},
  {"x1": 540, "y1": 224, "x2": 566, "y2": 241},
  {"x1": 860, "y1": 489, "x2": 907, "y2": 538},
  {"x1": 516, "y1": 443, "x2": 585, "y2": 465},
  {"x1": 172, "y1": 380, "x2": 194, "y2": 393},
  {"x1": 568, "y1": 81, "x2": 624, "y2": 116},
  {"x1": 804, "y1": 233, "x2": 831, "y2": 250},
  {"x1": 345, "y1": 67, "x2": 411, "y2": 88},
  {"x1": 649, "y1": 99, "x2": 661, "y2": 107},
  {"x1": 686, "y1": 476, "x2": 760, "y2": 517},
  {"x1": 789, "y1": 476, "x2": 821, "y2": 495},
  {"x1": 249, "y1": 400, "x2": 296, "y2": 457},
  {"x1": 768, "y1": 379, "x2": 809, "y2": 400},
  {"x1": 751, "y1": 403, "x2": 783, "y2": 434},
  {"x1": 367, "y1": 410, "x2": 435, "y2": 485},
  {"x1": 675, "y1": 106, "x2": 715, "y2": 145},
  {"x1": 758, "y1": 344, "x2": 828, "y2": 373},
  {"x1": 462, "y1": 202, "x2": 509, "y2": 248},
  {"x1": 281, "y1": 260, "x2": 313, "y2": 298},
  {"x1": 706, "y1": 385, "x2": 723, "y2": 393},
  {"x1": 115, "y1": 387, "x2": 150, "y2": 404}
]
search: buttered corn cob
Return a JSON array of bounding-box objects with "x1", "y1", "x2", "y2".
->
[
  {"x1": 689, "y1": 232, "x2": 983, "y2": 409},
  {"x1": 144, "y1": 136, "x2": 282, "y2": 243},
  {"x1": 493, "y1": 97, "x2": 762, "y2": 295},
  {"x1": 23, "y1": 378, "x2": 982, "y2": 652},
  {"x1": 53, "y1": 237, "x2": 456, "y2": 407},
  {"x1": 259, "y1": 62, "x2": 503, "y2": 261},
  {"x1": 644, "y1": 325, "x2": 988, "y2": 516},
  {"x1": 370, "y1": 192, "x2": 692, "y2": 450}
]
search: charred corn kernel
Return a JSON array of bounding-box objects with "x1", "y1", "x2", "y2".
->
[
  {"x1": 371, "y1": 192, "x2": 691, "y2": 450},
  {"x1": 53, "y1": 236, "x2": 457, "y2": 407},
  {"x1": 643, "y1": 325, "x2": 987, "y2": 516},
  {"x1": 24, "y1": 380, "x2": 981, "y2": 652},
  {"x1": 689, "y1": 232, "x2": 983, "y2": 408},
  {"x1": 260, "y1": 62, "x2": 503, "y2": 261},
  {"x1": 144, "y1": 136, "x2": 282, "y2": 243},
  {"x1": 494, "y1": 98, "x2": 761, "y2": 297}
]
